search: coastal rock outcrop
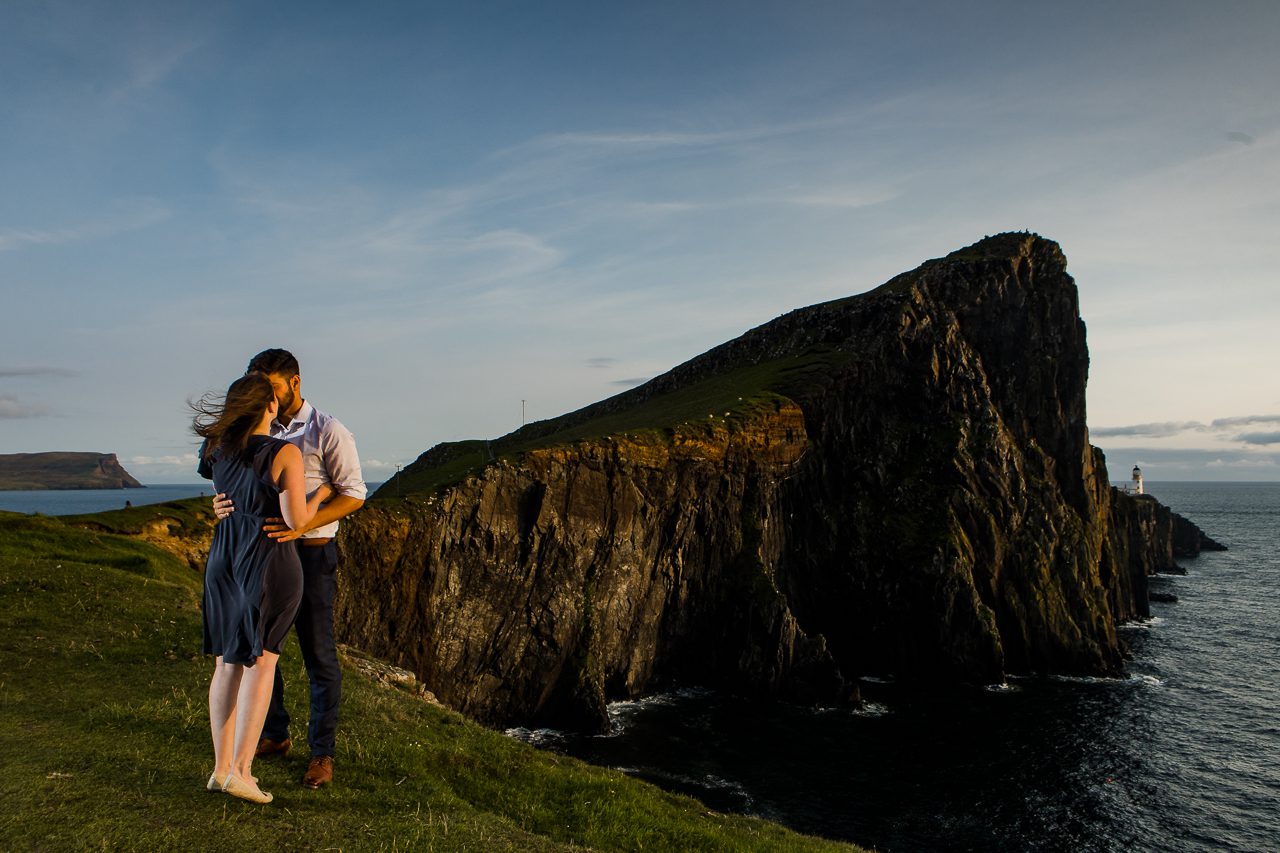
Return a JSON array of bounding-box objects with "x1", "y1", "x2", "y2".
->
[
  {"x1": 336, "y1": 233, "x2": 1218, "y2": 731},
  {"x1": 0, "y1": 452, "x2": 144, "y2": 490}
]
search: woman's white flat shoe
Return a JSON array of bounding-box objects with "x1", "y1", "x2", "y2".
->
[
  {"x1": 222, "y1": 772, "x2": 272, "y2": 804},
  {"x1": 207, "y1": 771, "x2": 256, "y2": 791}
]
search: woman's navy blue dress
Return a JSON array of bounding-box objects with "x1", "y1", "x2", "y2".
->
[{"x1": 200, "y1": 435, "x2": 303, "y2": 665}]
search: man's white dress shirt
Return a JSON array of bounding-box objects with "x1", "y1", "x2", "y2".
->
[{"x1": 270, "y1": 401, "x2": 366, "y2": 539}]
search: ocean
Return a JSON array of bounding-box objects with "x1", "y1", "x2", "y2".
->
[
  {"x1": 508, "y1": 483, "x2": 1280, "y2": 852},
  {"x1": 0, "y1": 483, "x2": 213, "y2": 515},
  {"x1": 0, "y1": 482, "x2": 385, "y2": 516}
]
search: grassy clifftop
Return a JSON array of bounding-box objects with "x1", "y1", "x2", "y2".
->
[
  {"x1": 0, "y1": 511, "x2": 860, "y2": 851},
  {"x1": 380, "y1": 346, "x2": 854, "y2": 498}
]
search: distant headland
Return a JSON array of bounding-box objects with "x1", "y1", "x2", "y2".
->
[{"x1": 0, "y1": 452, "x2": 144, "y2": 491}]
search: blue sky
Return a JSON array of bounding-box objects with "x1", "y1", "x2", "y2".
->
[{"x1": 2, "y1": 1, "x2": 1278, "y2": 483}]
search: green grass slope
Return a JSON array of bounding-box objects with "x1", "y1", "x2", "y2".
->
[
  {"x1": 382, "y1": 345, "x2": 854, "y2": 498},
  {"x1": 57, "y1": 496, "x2": 215, "y2": 537},
  {"x1": 0, "y1": 513, "x2": 863, "y2": 852}
]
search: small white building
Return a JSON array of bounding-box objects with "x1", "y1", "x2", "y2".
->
[{"x1": 1131, "y1": 465, "x2": 1144, "y2": 495}]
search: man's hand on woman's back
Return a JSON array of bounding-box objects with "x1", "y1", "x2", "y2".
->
[{"x1": 212, "y1": 493, "x2": 235, "y2": 520}]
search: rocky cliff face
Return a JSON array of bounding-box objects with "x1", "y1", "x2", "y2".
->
[
  {"x1": 1105, "y1": 486, "x2": 1226, "y2": 595},
  {"x1": 338, "y1": 405, "x2": 843, "y2": 731},
  {"x1": 336, "y1": 233, "x2": 1218, "y2": 731}
]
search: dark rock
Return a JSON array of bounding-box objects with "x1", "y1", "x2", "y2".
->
[
  {"x1": 1171, "y1": 511, "x2": 1227, "y2": 555},
  {"x1": 1148, "y1": 592, "x2": 1179, "y2": 603},
  {"x1": 335, "y1": 233, "x2": 1220, "y2": 731}
]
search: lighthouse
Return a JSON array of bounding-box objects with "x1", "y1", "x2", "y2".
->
[{"x1": 1131, "y1": 465, "x2": 1144, "y2": 495}]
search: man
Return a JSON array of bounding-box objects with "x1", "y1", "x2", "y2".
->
[{"x1": 212, "y1": 348, "x2": 365, "y2": 790}]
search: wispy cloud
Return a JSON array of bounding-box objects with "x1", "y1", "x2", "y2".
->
[
  {"x1": 0, "y1": 395, "x2": 50, "y2": 418},
  {"x1": 1238, "y1": 431, "x2": 1280, "y2": 446},
  {"x1": 1092, "y1": 421, "x2": 1206, "y2": 438},
  {"x1": 0, "y1": 367, "x2": 77, "y2": 378},
  {"x1": 1094, "y1": 415, "x2": 1280, "y2": 448},
  {"x1": 537, "y1": 130, "x2": 745, "y2": 149},
  {"x1": 317, "y1": 226, "x2": 566, "y2": 295},
  {"x1": 1206, "y1": 456, "x2": 1278, "y2": 468},
  {"x1": 618, "y1": 187, "x2": 898, "y2": 217},
  {"x1": 108, "y1": 37, "x2": 203, "y2": 104},
  {"x1": 514, "y1": 114, "x2": 859, "y2": 156},
  {"x1": 785, "y1": 190, "x2": 898, "y2": 209},
  {"x1": 586, "y1": 357, "x2": 618, "y2": 368},
  {"x1": 611, "y1": 377, "x2": 649, "y2": 387},
  {"x1": 127, "y1": 453, "x2": 198, "y2": 466},
  {"x1": 0, "y1": 201, "x2": 170, "y2": 252},
  {"x1": 621, "y1": 200, "x2": 712, "y2": 215},
  {"x1": 1209, "y1": 414, "x2": 1280, "y2": 429}
]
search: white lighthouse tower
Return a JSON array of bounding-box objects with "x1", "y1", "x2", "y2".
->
[{"x1": 1131, "y1": 465, "x2": 1144, "y2": 495}]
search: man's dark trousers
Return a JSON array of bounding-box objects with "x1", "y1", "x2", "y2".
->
[{"x1": 263, "y1": 541, "x2": 341, "y2": 756}]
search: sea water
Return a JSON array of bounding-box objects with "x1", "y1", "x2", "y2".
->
[
  {"x1": 0, "y1": 484, "x2": 212, "y2": 515},
  {"x1": 508, "y1": 483, "x2": 1280, "y2": 852},
  {"x1": 0, "y1": 482, "x2": 386, "y2": 516}
]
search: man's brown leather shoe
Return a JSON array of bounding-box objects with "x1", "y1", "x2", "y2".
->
[
  {"x1": 303, "y1": 756, "x2": 333, "y2": 789},
  {"x1": 255, "y1": 737, "x2": 291, "y2": 758}
]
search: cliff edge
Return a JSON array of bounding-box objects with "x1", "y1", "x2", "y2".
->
[{"x1": 339, "y1": 233, "x2": 1218, "y2": 731}]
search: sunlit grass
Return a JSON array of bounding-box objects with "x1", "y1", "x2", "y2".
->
[
  {"x1": 0, "y1": 513, "x2": 862, "y2": 851},
  {"x1": 384, "y1": 345, "x2": 855, "y2": 498}
]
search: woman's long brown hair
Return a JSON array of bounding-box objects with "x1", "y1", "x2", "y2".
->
[{"x1": 191, "y1": 372, "x2": 276, "y2": 461}]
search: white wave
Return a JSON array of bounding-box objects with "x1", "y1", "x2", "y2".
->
[
  {"x1": 703, "y1": 774, "x2": 752, "y2": 795},
  {"x1": 606, "y1": 687, "x2": 710, "y2": 715},
  {"x1": 984, "y1": 682, "x2": 1022, "y2": 694},
  {"x1": 1047, "y1": 673, "x2": 1165, "y2": 688},
  {"x1": 812, "y1": 700, "x2": 891, "y2": 717},
  {"x1": 611, "y1": 765, "x2": 754, "y2": 807},
  {"x1": 1118, "y1": 616, "x2": 1166, "y2": 631},
  {"x1": 503, "y1": 726, "x2": 570, "y2": 748},
  {"x1": 858, "y1": 675, "x2": 895, "y2": 684},
  {"x1": 599, "y1": 687, "x2": 714, "y2": 737}
]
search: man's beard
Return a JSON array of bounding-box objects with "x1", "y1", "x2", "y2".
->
[{"x1": 276, "y1": 388, "x2": 296, "y2": 419}]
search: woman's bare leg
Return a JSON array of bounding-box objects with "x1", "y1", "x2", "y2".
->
[
  {"x1": 209, "y1": 657, "x2": 244, "y2": 778},
  {"x1": 231, "y1": 651, "x2": 279, "y2": 781}
]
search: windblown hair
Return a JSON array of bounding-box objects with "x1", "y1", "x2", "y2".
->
[
  {"x1": 191, "y1": 372, "x2": 276, "y2": 462},
  {"x1": 246, "y1": 348, "x2": 300, "y2": 378}
]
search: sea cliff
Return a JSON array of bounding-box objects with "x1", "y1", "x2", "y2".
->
[
  {"x1": 334, "y1": 233, "x2": 1218, "y2": 731},
  {"x1": 0, "y1": 452, "x2": 144, "y2": 490}
]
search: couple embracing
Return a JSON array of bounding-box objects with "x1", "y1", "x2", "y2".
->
[{"x1": 191, "y1": 349, "x2": 365, "y2": 804}]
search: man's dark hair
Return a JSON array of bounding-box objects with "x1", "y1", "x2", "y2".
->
[{"x1": 246, "y1": 348, "x2": 300, "y2": 378}]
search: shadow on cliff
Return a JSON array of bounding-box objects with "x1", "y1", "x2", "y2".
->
[{"x1": 339, "y1": 232, "x2": 1222, "y2": 732}]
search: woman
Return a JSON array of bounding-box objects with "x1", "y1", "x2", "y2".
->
[{"x1": 192, "y1": 372, "x2": 331, "y2": 804}]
